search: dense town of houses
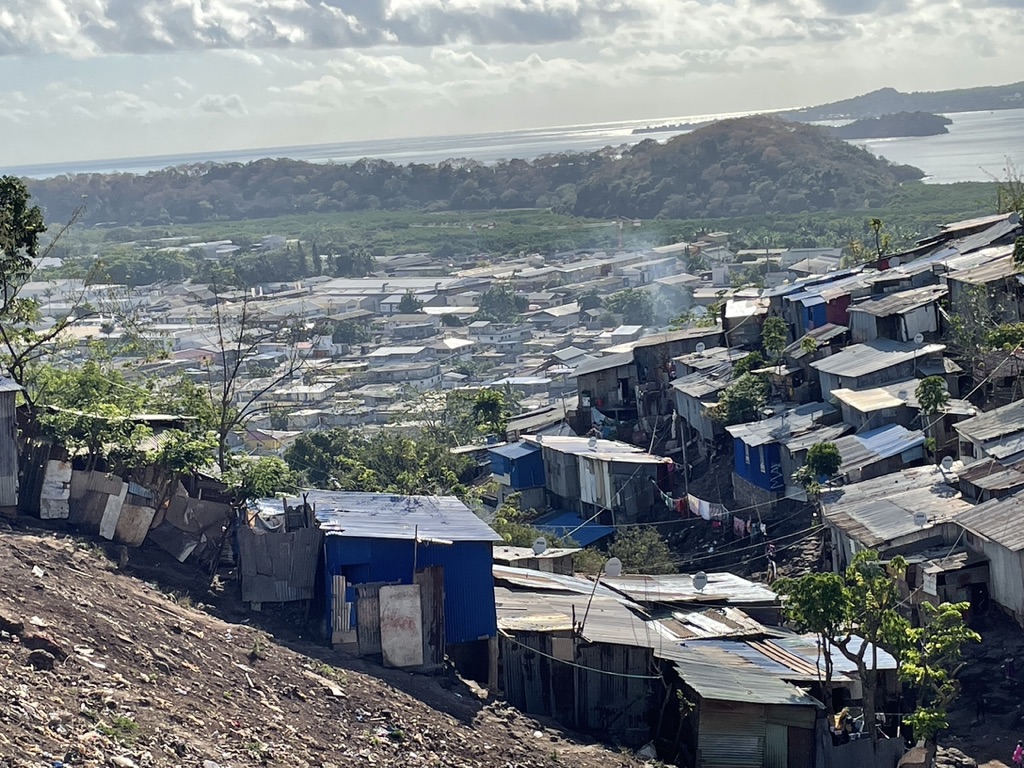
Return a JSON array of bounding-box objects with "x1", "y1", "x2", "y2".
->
[{"x1": 6, "y1": 210, "x2": 1024, "y2": 767}]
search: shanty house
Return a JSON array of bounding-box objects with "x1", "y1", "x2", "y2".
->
[
  {"x1": 311, "y1": 492, "x2": 501, "y2": 672},
  {"x1": 494, "y1": 566, "x2": 660, "y2": 746},
  {"x1": 726, "y1": 403, "x2": 844, "y2": 508},
  {"x1": 833, "y1": 424, "x2": 927, "y2": 483},
  {"x1": 488, "y1": 440, "x2": 546, "y2": 509},
  {"x1": 527, "y1": 435, "x2": 673, "y2": 524},
  {"x1": 810, "y1": 339, "x2": 946, "y2": 401},
  {"x1": 955, "y1": 492, "x2": 1024, "y2": 626},
  {"x1": 846, "y1": 286, "x2": 947, "y2": 344},
  {"x1": 954, "y1": 398, "x2": 1024, "y2": 465},
  {"x1": 822, "y1": 465, "x2": 971, "y2": 572}
]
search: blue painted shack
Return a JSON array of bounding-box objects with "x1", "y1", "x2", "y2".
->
[
  {"x1": 300, "y1": 491, "x2": 501, "y2": 668},
  {"x1": 726, "y1": 403, "x2": 843, "y2": 510},
  {"x1": 488, "y1": 441, "x2": 546, "y2": 509}
]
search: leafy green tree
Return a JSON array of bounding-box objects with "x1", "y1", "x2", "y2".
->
[
  {"x1": 732, "y1": 351, "x2": 765, "y2": 376},
  {"x1": 709, "y1": 373, "x2": 768, "y2": 425},
  {"x1": 985, "y1": 322, "x2": 1024, "y2": 350},
  {"x1": 915, "y1": 376, "x2": 950, "y2": 421},
  {"x1": 471, "y1": 389, "x2": 515, "y2": 435},
  {"x1": 578, "y1": 290, "x2": 602, "y2": 311},
  {"x1": 489, "y1": 492, "x2": 562, "y2": 547},
  {"x1": 799, "y1": 336, "x2": 818, "y2": 356},
  {"x1": 900, "y1": 602, "x2": 980, "y2": 744},
  {"x1": 605, "y1": 288, "x2": 654, "y2": 326},
  {"x1": 34, "y1": 361, "x2": 153, "y2": 471},
  {"x1": 477, "y1": 283, "x2": 527, "y2": 323},
  {"x1": 332, "y1": 319, "x2": 371, "y2": 346},
  {"x1": 761, "y1": 316, "x2": 788, "y2": 360},
  {"x1": 607, "y1": 526, "x2": 674, "y2": 574},
  {"x1": 777, "y1": 551, "x2": 910, "y2": 746},
  {"x1": 225, "y1": 456, "x2": 301, "y2": 503},
  {"x1": 398, "y1": 291, "x2": 424, "y2": 313},
  {"x1": 794, "y1": 441, "x2": 842, "y2": 495}
]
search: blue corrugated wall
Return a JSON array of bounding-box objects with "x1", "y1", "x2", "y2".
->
[
  {"x1": 324, "y1": 536, "x2": 496, "y2": 645},
  {"x1": 510, "y1": 451, "x2": 545, "y2": 489},
  {"x1": 732, "y1": 438, "x2": 785, "y2": 492}
]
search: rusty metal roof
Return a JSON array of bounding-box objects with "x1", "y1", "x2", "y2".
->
[{"x1": 601, "y1": 572, "x2": 779, "y2": 606}]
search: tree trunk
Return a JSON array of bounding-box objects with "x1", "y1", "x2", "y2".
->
[{"x1": 862, "y1": 666, "x2": 879, "y2": 747}]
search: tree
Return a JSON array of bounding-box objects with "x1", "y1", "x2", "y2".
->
[
  {"x1": 915, "y1": 376, "x2": 950, "y2": 422},
  {"x1": 607, "y1": 526, "x2": 674, "y2": 574},
  {"x1": 489, "y1": 492, "x2": 563, "y2": 547},
  {"x1": 225, "y1": 456, "x2": 301, "y2": 504},
  {"x1": 0, "y1": 179, "x2": 96, "y2": 413},
  {"x1": 477, "y1": 283, "x2": 527, "y2": 323},
  {"x1": 204, "y1": 291, "x2": 311, "y2": 472},
  {"x1": 332, "y1": 319, "x2": 370, "y2": 346},
  {"x1": 471, "y1": 388, "x2": 515, "y2": 435},
  {"x1": 578, "y1": 290, "x2": 602, "y2": 312},
  {"x1": 899, "y1": 602, "x2": 980, "y2": 744},
  {"x1": 732, "y1": 351, "x2": 765, "y2": 376},
  {"x1": 398, "y1": 291, "x2": 423, "y2": 313},
  {"x1": 776, "y1": 551, "x2": 910, "y2": 747},
  {"x1": 605, "y1": 288, "x2": 654, "y2": 326},
  {"x1": 761, "y1": 316, "x2": 788, "y2": 360},
  {"x1": 794, "y1": 441, "x2": 842, "y2": 494},
  {"x1": 709, "y1": 373, "x2": 768, "y2": 426}
]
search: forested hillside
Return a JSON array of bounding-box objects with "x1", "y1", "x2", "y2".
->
[{"x1": 27, "y1": 116, "x2": 923, "y2": 227}]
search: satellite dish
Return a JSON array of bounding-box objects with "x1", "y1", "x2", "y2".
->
[
  {"x1": 588, "y1": 436, "x2": 598, "y2": 449},
  {"x1": 532, "y1": 537, "x2": 548, "y2": 556},
  {"x1": 604, "y1": 557, "x2": 623, "y2": 578},
  {"x1": 695, "y1": 342, "x2": 706, "y2": 355},
  {"x1": 913, "y1": 512, "x2": 928, "y2": 526},
  {"x1": 890, "y1": 257, "x2": 901, "y2": 268},
  {"x1": 913, "y1": 333, "x2": 924, "y2": 345},
  {"x1": 897, "y1": 389, "x2": 909, "y2": 402},
  {"x1": 940, "y1": 456, "x2": 954, "y2": 471},
  {"x1": 693, "y1": 571, "x2": 709, "y2": 592}
]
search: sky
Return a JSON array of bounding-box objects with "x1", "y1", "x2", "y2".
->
[{"x1": 1, "y1": 0, "x2": 1021, "y2": 167}]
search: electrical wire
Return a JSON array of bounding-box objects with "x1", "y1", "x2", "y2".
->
[{"x1": 498, "y1": 632, "x2": 662, "y2": 680}]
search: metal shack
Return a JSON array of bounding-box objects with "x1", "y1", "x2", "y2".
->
[
  {"x1": 0, "y1": 376, "x2": 20, "y2": 515},
  {"x1": 311, "y1": 491, "x2": 501, "y2": 674}
]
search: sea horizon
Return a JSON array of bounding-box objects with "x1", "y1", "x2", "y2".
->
[{"x1": 7, "y1": 106, "x2": 1022, "y2": 185}]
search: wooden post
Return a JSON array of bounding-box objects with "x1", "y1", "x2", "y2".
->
[{"x1": 487, "y1": 635, "x2": 499, "y2": 693}]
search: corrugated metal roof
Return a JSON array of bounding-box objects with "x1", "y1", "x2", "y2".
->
[
  {"x1": 725, "y1": 402, "x2": 837, "y2": 448},
  {"x1": 488, "y1": 441, "x2": 541, "y2": 460},
  {"x1": 493, "y1": 564, "x2": 625, "y2": 599},
  {"x1": 835, "y1": 425, "x2": 926, "y2": 474},
  {"x1": 494, "y1": 585, "x2": 666, "y2": 649},
  {"x1": 661, "y1": 607, "x2": 776, "y2": 640},
  {"x1": 601, "y1": 572, "x2": 779, "y2": 606},
  {"x1": 948, "y1": 253, "x2": 1016, "y2": 286},
  {"x1": 784, "y1": 324, "x2": 848, "y2": 360},
  {"x1": 955, "y1": 399, "x2": 1024, "y2": 443},
  {"x1": 957, "y1": 458, "x2": 1024, "y2": 492},
  {"x1": 674, "y1": 346, "x2": 748, "y2": 372},
  {"x1": 492, "y1": 546, "x2": 580, "y2": 563},
  {"x1": 655, "y1": 642, "x2": 822, "y2": 706},
  {"x1": 846, "y1": 286, "x2": 947, "y2": 317},
  {"x1": 811, "y1": 339, "x2": 946, "y2": 378},
  {"x1": 783, "y1": 424, "x2": 849, "y2": 454},
  {"x1": 671, "y1": 367, "x2": 734, "y2": 398},
  {"x1": 955, "y1": 491, "x2": 1024, "y2": 551},
  {"x1": 769, "y1": 634, "x2": 898, "y2": 674},
  {"x1": 822, "y1": 465, "x2": 969, "y2": 548},
  {"x1": 571, "y1": 351, "x2": 634, "y2": 378},
  {"x1": 832, "y1": 379, "x2": 921, "y2": 412},
  {"x1": 532, "y1": 510, "x2": 615, "y2": 547},
  {"x1": 297, "y1": 491, "x2": 502, "y2": 542},
  {"x1": 0, "y1": 377, "x2": 22, "y2": 393}
]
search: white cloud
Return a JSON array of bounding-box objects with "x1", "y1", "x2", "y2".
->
[{"x1": 195, "y1": 93, "x2": 248, "y2": 116}]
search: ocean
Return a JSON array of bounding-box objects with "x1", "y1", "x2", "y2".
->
[{"x1": 8, "y1": 107, "x2": 1024, "y2": 185}]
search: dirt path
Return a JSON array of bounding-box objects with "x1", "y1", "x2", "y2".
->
[{"x1": 0, "y1": 522, "x2": 648, "y2": 768}]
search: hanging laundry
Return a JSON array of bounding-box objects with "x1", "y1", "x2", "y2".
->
[{"x1": 687, "y1": 494, "x2": 700, "y2": 517}]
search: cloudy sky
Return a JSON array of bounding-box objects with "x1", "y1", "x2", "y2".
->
[{"x1": 0, "y1": 0, "x2": 1020, "y2": 167}]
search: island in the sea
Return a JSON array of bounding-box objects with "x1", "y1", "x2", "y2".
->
[
  {"x1": 828, "y1": 111, "x2": 953, "y2": 140},
  {"x1": 631, "y1": 121, "x2": 702, "y2": 135}
]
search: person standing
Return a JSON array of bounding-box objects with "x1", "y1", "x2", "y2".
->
[{"x1": 1013, "y1": 740, "x2": 1023, "y2": 766}]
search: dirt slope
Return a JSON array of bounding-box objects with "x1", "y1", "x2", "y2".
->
[{"x1": 0, "y1": 522, "x2": 646, "y2": 768}]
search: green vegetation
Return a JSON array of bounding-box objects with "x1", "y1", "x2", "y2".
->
[
  {"x1": 777, "y1": 550, "x2": 978, "y2": 746},
  {"x1": 915, "y1": 376, "x2": 950, "y2": 417},
  {"x1": 604, "y1": 288, "x2": 655, "y2": 326},
  {"x1": 829, "y1": 112, "x2": 951, "y2": 140},
  {"x1": 760, "y1": 316, "x2": 788, "y2": 360},
  {"x1": 709, "y1": 373, "x2": 769, "y2": 426},
  {"x1": 225, "y1": 456, "x2": 301, "y2": 503},
  {"x1": 794, "y1": 441, "x2": 842, "y2": 494},
  {"x1": 607, "y1": 526, "x2": 674, "y2": 575},
  {"x1": 28, "y1": 117, "x2": 922, "y2": 227},
  {"x1": 476, "y1": 282, "x2": 528, "y2": 323}
]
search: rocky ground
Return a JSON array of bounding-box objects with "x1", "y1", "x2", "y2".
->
[{"x1": 0, "y1": 518, "x2": 649, "y2": 768}]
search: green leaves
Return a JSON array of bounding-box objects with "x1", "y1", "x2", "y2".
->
[
  {"x1": 604, "y1": 288, "x2": 654, "y2": 326},
  {"x1": 761, "y1": 316, "x2": 788, "y2": 360},
  {"x1": 898, "y1": 601, "x2": 980, "y2": 742},
  {"x1": 915, "y1": 376, "x2": 950, "y2": 416},
  {"x1": 225, "y1": 457, "x2": 301, "y2": 503},
  {"x1": 709, "y1": 373, "x2": 769, "y2": 425}
]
